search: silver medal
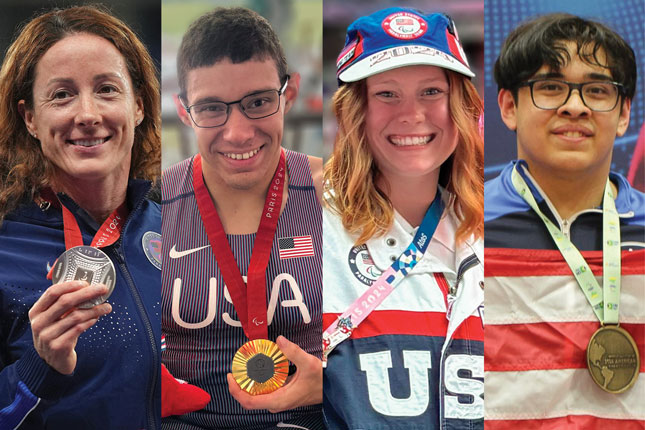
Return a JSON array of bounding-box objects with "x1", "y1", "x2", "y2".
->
[{"x1": 51, "y1": 245, "x2": 116, "y2": 309}]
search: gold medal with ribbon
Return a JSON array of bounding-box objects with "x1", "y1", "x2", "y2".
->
[{"x1": 193, "y1": 150, "x2": 289, "y2": 395}]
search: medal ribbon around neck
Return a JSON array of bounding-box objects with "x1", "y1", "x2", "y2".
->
[
  {"x1": 322, "y1": 191, "x2": 444, "y2": 364},
  {"x1": 45, "y1": 192, "x2": 128, "y2": 280},
  {"x1": 61, "y1": 200, "x2": 128, "y2": 250},
  {"x1": 511, "y1": 165, "x2": 621, "y2": 324},
  {"x1": 193, "y1": 149, "x2": 286, "y2": 340}
]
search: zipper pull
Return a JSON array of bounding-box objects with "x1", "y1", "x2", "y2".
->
[{"x1": 561, "y1": 219, "x2": 570, "y2": 239}]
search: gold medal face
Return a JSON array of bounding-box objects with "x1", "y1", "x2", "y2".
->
[
  {"x1": 232, "y1": 339, "x2": 289, "y2": 395},
  {"x1": 587, "y1": 326, "x2": 640, "y2": 393}
]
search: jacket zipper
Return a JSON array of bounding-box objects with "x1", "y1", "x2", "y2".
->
[
  {"x1": 111, "y1": 186, "x2": 159, "y2": 430},
  {"x1": 453, "y1": 254, "x2": 480, "y2": 295},
  {"x1": 439, "y1": 252, "x2": 481, "y2": 430},
  {"x1": 111, "y1": 248, "x2": 159, "y2": 430}
]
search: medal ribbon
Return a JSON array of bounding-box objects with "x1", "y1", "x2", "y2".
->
[
  {"x1": 322, "y1": 191, "x2": 444, "y2": 363},
  {"x1": 193, "y1": 150, "x2": 286, "y2": 340},
  {"x1": 511, "y1": 164, "x2": 621, "y2": 324},
  {"x1": 60, "y1": 201, "x2": 128, "y2": 249},
  {"x1": 45, "y1": 191, "x2": 128, "y2": 280}
]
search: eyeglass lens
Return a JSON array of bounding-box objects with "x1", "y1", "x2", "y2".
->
[
  {"x1": 530, "y1": 80, "x2": 620, "y2": 111},
  {"x1": 190, "y1": 90, "x2": 281, "y2": 127}
]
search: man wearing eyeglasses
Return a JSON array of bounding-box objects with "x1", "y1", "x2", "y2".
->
[
  {"x1": 484, "y1": 13, "x2": 644, "y2": 429},
  {"x1": 161, "y1": 6, "x2": 323, "y2": 430}
]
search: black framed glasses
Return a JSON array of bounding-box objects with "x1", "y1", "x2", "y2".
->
[
  {"x1": 518, "y1": 79, "x2": 625, "y2": 112},
  {"x1": 182, "y1": 75, "x2": 290, "y2": 128}
]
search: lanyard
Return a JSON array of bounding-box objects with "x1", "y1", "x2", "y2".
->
[
  {"x1": 511, "y1": 165, "x2": 621, "y2": 324},
  {"x1": 322, "y1": 191, "x2": 444, "y2": 362},
  {"x1": 193, "y1": 150, "x2": 286, "y2": 340}
]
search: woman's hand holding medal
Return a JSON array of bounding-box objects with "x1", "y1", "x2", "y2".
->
[
  {"x1": 28, "y1": 280, "x2": 112, "y2": 375},
  {"x1": 226, "y1": 335, "x2": 322, "y2": 413}
]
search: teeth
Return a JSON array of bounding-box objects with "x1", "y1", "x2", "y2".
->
[
  {"x1": 71, "y1": 139, "x2": 104, "y2": 147},
  {"x1": 563, "y1": 131, "x2": 584, "y2": 138},
  {"x1": 223, "y1": 148, "x2": 261, "y2": 160},
  {"x1": 389, "y1": 136, "x2": 432, "y2": 146}
]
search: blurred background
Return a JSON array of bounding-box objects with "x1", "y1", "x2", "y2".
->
[
  {"x1": 161, "y1": 0, "x2": 323, "y2": 169},
  {"x1": 322, "y1": 0, "x2": 484, "y2": 160},
  {"x1": 484, "y1": 0, "x2": 644, "y2": 188}
]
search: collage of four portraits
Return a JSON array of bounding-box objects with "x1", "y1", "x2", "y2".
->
[{"x1": 0, "y1": 0, "x2": 643, "y2": 429}]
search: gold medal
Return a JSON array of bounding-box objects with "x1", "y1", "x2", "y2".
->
[
  {"x1": 232, "y1": 339, "x2": 289, "y2": 395},
  {"x1": 587, "y1": 325, "x2": 640, "y2": 393}
]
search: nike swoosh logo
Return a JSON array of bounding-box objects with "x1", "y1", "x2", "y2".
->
[
  {"x1": 168, "y1": 244, "x2": 211, "y2": 259},
  {"x1": 277, "y1": 424, "x2": 309, "y2": 429}
]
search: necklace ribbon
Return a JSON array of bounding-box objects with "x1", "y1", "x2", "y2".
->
[
  {"x1": 60, "y1": 201, "x2": 128, "y2": 250},
  {"x1": 511, "y1": 164, "x2": 621, "y2": 324},
  {"x1": 193, "y1": 149, "x2": 286, "y2": 340},
  {"x1": 45, "y1": 191, "x2": 128, "y2": 280},
  {"x1": 322, "y1": 191, "x2": 444, "y2": 364}
]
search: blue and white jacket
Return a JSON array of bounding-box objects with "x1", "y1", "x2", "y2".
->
[
  {"x1": 0, "y1": 180, "x2": 161, "y2": 429},
  {"x1": 323, "y1": 190, "x2": 484, "y2": 430}
]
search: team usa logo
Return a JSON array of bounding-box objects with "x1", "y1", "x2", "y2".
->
[
  {"x1": 142, "y1": 231, "x2": 162, "y2": 270},
  {"x1": 348, "y1": 244, "x2": 382, "y2": 286},
  {"x1": 382, "y1": 12, "x2": 428, "y2": 40}
]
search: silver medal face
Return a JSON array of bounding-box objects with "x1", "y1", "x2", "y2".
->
[{"x1": 51, "y1": 246, "x2": 116, "y2": 309}]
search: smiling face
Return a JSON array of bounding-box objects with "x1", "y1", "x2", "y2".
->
[
  {"x1": 177, "y1": 58, "x2": 296, "y2": 192},
  {"x1": 365, "y1": 65, "x2": 458, "y2": 191},
  {"x1": 21, "y1": 33, "x2": 143, "y2": 188},
  {"x1": 498, "y1": 43, "x2": 631, "y2": 181}
]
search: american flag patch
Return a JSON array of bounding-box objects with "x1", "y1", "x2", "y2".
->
[
  {"x1": 395, "y1": 18, "x2": 414, "y2": 25},
  {"x1": 161, "y1": 335, "x2": 166, "y2": 352},
  {"x1": 278, "y1": 236, "x2": 314, "y2": 259}
]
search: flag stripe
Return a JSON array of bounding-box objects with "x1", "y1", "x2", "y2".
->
[
  {"x1": 485, "y1": 248, "x2": 645, "y2": 276},
  {"x1": 485, "y1": 274, "x2": 644, "y2": 324},
  {"x1": 485, "y1": 368, "x2": 645, "y2": 421},
  {"x1": 485, "y1": 321, "x2": 644, "y2": 372},
  {"x1": 485, "y1": 415, "x2": 645, "y2": 430}
]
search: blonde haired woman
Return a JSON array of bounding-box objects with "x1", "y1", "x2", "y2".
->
[{"x1": 322, "y1": 7, "x2": 484, "y2": 429}]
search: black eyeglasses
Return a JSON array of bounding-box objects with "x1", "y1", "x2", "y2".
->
[
  {"x1": 518, "y1": 79, "x2": 625, "y2": 112},
  {"x1": 182, "y1": 75, "x2": 290, "y2": 128}
]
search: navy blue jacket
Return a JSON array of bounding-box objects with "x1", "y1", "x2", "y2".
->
[
  {"x1": 485, "y1": 161, "x2": 645, "y2": 251},
  {"x1": 0, "y1": 180, "x2": 161, "y2": 429}
]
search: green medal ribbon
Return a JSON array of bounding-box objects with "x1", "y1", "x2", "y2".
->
[{"x1": 511, "y1": 165, "x2": 621, "y2": 324}]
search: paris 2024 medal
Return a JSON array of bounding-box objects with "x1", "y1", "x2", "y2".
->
[
  {"x1": 232, "y1": 339, "x2": 289, "y2": 395},
  {"x1": 51, "y1": 245, "x2": 116, "y2": 309},
  {"x1": 587, "y1": 325, "x2": 640, "y2": 394}
]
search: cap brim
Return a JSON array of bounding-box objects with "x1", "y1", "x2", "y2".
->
[{"x1": 338, "y1": 46, "x2": 475, "y2": 82}]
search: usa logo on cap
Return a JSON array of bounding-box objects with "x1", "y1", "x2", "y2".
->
[{"x1": 382, "y1": 12, "x2": 427, "y2": 40}]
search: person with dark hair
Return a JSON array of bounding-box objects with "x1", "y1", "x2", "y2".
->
[
  {"x1": 322, "y1": 7, "x2": 484, "y2": 429},
  {"x1": 161, "y1": 6, "x2": 323, "y2": 430},
  {"x1": 0, "y1": 5, "x2": 161, "y2": 429},
  {"x1": 485, "y1": 13, "x2": 644, "y2": 428}
]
